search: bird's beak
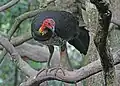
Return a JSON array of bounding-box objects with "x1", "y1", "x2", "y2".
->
[
  {"x1": 39, "y1": 27, "x2": 44, "y2": 36},
  {"x1": 39, "y1": 27, "x2": 42, "y2": 33},
  {"x1": 39, "y1": 26, "x2": 55, "y2": 36}
]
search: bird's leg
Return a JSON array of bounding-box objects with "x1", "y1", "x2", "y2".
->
[
  {"x1": 47, "y1": 45, "x2": 54, "y2": 68},
  {"x1": 36, "y1": 45, "x2": 54, "y2": 78},
  {"x1": 35, "y1": 68, "x2": 47, "y2": 78},
  {"x1": 49, "y1": 43, "x2": 66, "y2": 76}
]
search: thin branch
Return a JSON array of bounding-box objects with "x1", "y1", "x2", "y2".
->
[
  {"x1": 0, "y1": 32, "x2": 32, "y2": 64},
  {"x1": 14, "y1": 65, "x2": 18, "y2": 86},
  {"x1": 111, "y1": 19, "x2": 120, "y2": 27},
  {"x1": 12, "y1": 33, "x2": 32, "y2": 46},
  {"x1": 16, "y1": 43, "x2": 50, "y2": 62},
  {"x1": 0, "y1": 0, "x2": 20, "y2": 12},
  {"x1": 0, "y1": 49, "x2": 7, "y2": 64},
  {"x1": 90, "y1": 0, "x2": 116, "y2": 85},
  {"x1": 0, "y1": 32, "x2": 32, "y2": 50},
  {"x1": 0, "y1": 36, "x2": 38, "y2": 77}
]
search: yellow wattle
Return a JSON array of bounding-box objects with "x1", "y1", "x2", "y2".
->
[
  {"x1": 39, "y1": 28, "x2": 45, "y2": 36},
  {"x1": 39, "y1": 28, "x2": 43, "y2": 33}
]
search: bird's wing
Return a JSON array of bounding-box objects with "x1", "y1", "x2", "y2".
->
[{"x1": 68, "y1": 27, "x2": 90, "y2": 55}]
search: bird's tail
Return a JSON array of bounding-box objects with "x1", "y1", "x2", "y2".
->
[{"x1": 68, "y1": 27, "x2": 90, "y2": 55}]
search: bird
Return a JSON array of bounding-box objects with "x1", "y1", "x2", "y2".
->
[{"x1": 31, "y1": 10, "x2": 90, "y2": 74}]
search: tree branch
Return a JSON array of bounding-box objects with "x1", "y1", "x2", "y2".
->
[
  {"x1": 0, "y1": 36, "x2": 38, "y2": 77},
  {"x1": 90, "y1": 0, "x2": 116, "y2": 86},
  {"x1": 0, "y1": 33, "x2": 54, "y2": 62},
  {"x1": 111, "y1": 19, "x2": 120, "y2": 27},
  {"x1": 0, "y1": 0, "x2": 20, "y2": 12},
  {"x1": 16, "y1": 43, "x2": 50, "y2": 62},
  {"x1": 1, "y1": 36, "x2": 120, "y2": 86},
  {"x1": 20, "y1": 49, "x2": 120, "y2": 86},
  {"x1": 0, "y1": 32, "x2": 32, "y2": 64},
  {"x1": 0, "y1": 32, "x2": 32, "y2": 50}
]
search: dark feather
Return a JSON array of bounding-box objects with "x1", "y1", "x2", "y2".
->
[
  {"x1": 68, "y1": 27, "x2": 90, "y2": 55},
  {"x1": 31, "y1": 11, "x2": 90, "y2": 55}
]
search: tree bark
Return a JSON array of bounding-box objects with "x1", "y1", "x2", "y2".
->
[{"x1": 90, "y1": 0, "x2": 116, "y2": 86}]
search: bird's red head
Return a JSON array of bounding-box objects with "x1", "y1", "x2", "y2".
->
[{"x1": 39, "y1": 18, "x2": 55, "y2": 35}]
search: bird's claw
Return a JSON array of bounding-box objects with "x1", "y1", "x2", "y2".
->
[
  {"x1": 36, "y1": 68, "x2": 49, "y2": 78},
  {"x1": 35, "y1": 67, "x2": 65, "y2": 78},
  {"x1": 49, "y1": 67, "x2": 65, "y2": 76}
]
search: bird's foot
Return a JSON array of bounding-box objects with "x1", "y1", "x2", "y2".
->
[
  {"x1": 35, "y1": 68, "x2": 49, "y2": 78},
  {"x1": 49, "y1": 67, "x2": 65, "y2": 76},
  {"x1": 35, "y1": 67, "x2": 65, "y2": 78}
]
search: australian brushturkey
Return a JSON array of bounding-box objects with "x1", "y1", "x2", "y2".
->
[{"x1": 31, "y1": 10, "x2": 90, "y2": 69}]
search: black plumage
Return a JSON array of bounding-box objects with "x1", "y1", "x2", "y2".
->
[
  {"x1": 68, "y1": 27, "x2": 89, "y2": 54},
  {"x1": 32, "y1": 11, "x2": 78, "y2": 40},
  {"x1": 31, "y1": 11, "x2": 89, "y2": 54},
  {"x1": 31, "y1": 11, "x2": 90, "y2": 67}
]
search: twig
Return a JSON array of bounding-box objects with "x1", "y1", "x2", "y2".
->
[
  {"x1": 0, "y1": 0, "x2": 20, "y2": 12},
  {"x1": 14, "y1": 65, "x2": 18, "y2": 86},
  {"x1": 0, "y1": 49, "x2": 7, "y2": 64},
  {"x1": 0, "y1": 33, "x2": 32, "y2": 64},
  {"x1": 0, "y1": 32, "x2": 32, "y2": 50},
  {"x1": 12, "y1": 33, "x2": 32, "y2": 46},
  {"x1": 111, "y1": 19, "x2": 120, "y2": 27},
  {"x1": 0, "y1": 36, "x2": 38, "y2": 77}
]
